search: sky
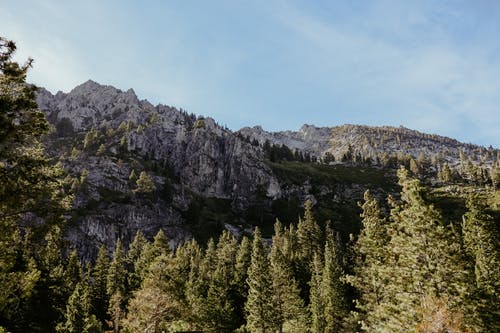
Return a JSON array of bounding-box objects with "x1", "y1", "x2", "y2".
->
[{"x1": 2, "y1": 0, "x2": 500, "y2": 147}]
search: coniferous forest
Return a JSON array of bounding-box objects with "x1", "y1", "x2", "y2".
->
[{"x1": 1, "y1": 37, "x2": 499, "y2": 333}]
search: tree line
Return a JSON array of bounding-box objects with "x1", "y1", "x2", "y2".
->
[{"x1": 1, "y1": 37, "x2": 498, "y2": 332}]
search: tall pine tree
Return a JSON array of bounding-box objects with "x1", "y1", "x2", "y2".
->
[{"x1": 245, "y1": 228, "x2": 277, "y2": 333}]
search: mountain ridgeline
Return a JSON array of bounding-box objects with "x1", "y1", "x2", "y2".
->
[
  {"x1": 36, "y1": 80, "x2": 499, "y2": 260},
  {"x1": 2, "y1": 35, "x2": 499, "y2": 332}
]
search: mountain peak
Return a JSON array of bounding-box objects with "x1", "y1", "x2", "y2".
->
[{"x1": 72, "y1": 79, "x2": 101, "y2": 91}]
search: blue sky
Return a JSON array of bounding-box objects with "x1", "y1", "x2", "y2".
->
[{"x1": 2, "y1": 0, "x2": 500, "y2": 147}]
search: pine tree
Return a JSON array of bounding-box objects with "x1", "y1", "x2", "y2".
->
[
  {"x1": 245, "y1": 228, "x2": 277, "y2": 332},
  {"x1": 135, "y1": 229, "x2": 171, "y2": 281},
  {"x1": 204, "y1": 231, "x2": 238, "y2": 332},
  {"x1": 64, "y1": 250, "x2": 83, "y2": 294},
  {"x1": 126, "y1": 230, "x2": 149, "y2": 293},
  {"x1": 463, "y1": 196, "x2": 500, "y2": 295},
  {"x1": 186, "y1": 238, "x2": 216, "y2": 328},
  {"x1": 270, "y1": 221, "x2": 308, "y2": 333},
  {"x1": 56, "y1": 282, "x2": 102, "y2": 333},
  {"x1": 123, "y1": 254, "x2": 186, "y2": 333},
  {"x1": 107, "y1": 239, "x2": 127, "y2": 297},
  {"x1": 297, "y1": 199, "x2": 323, "y2": 261},
  {"x1": 185, "y1": 239, "x2": 206, "y2": 329},
  {"x1": 107, "y1": 239, "x2": 127, "y2": 333},
  {"x1": 96, "y1": 143, "x2": 106, "y2": 156},
  {"x1": 233, "y1": 235, "x2": 252, "y2": 327},
  {"x1": 347, "y1": 190, "x2": 389, "y2": 331},
  {"x1": 128, "y1": 169, "x2": 137, "y2": 182},
  {"x1": 462, "y1": 195, "x2": 500, "y2": 331},
  {"x1": 29, "y1": 226, "x2": 69, "y2": 330},
  {"x1": 296, "y1": 199, "x2": 323, "y2": 300},
  {"x1": 309, "y1": 253, "x2": 326, "y2": 333},
  {"x1": 322, "y1": 230, "x2": 349, "y2": 332},
  {"x1": 89, "y1": 245, "x2": 110, "y2": 326},
  {"x1": 438, "y1": 163, "x2": 453, "y2": 183},
  {"x1": 174, "y1": 239, "x2": 201, "y2": 288},
  {"x1": 376, "y1": 168, "x2": 472, "y2": 332},
  {"x1": 0, "y1": 37, "x2": 70, "y2": 329},
  {"x1": 135, "y1": 171, "x2": 156, "y2": 193}
]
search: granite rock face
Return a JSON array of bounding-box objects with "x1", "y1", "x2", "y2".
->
[
  {"x1": 37, "y1": 80, "x2": 497, "y2": 260},
  {"x1": 38, "y1": 80, "x2": 281, "y2": 260}
]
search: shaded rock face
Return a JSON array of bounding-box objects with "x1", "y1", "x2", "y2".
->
[{"x1": 37, "y1": 81, "x2": 281, "y2": 260}]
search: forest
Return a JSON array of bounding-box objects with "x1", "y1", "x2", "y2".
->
[{"x1": 1, "y1": 36, "x2": 499, "y2": 333}]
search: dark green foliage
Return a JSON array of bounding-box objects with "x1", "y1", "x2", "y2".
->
[
  {"x1": 245, "y1": 228, "x2": 277, "y2": 332},
  {"x1": 309, "y1": 253, "x2": 325, "y2": 333},
  {"x1": 107, "y1": 239, "x2": 127, "y2": 333},
  {"x1": 347, "y1": 190, "x2": 389, "y2": 330},
  {"x1": 2, "y1": 36, "x2": 499, "y2": 333},
  {"x1": 0, "y1": 37, "x2": 71, "y2": 332},
  {"x1": 270, "y1": 221, "x2": 308, "y2": 332},
  {"x1": 233, "y1": 236, "x2": 252, "y2": 326},
  {"x1": 56, "y1": 282, "x2": 101, "y2": 333},
  {"x1": 346, "y1": 168, "x2": 498, "y2": 332},
  {"x1": 126, "y1": 231, "x2": 148, "y2": 293},
  {"x1": 204, "y1": 231, "x2": 238, "y2": 332},
  {"x1": 296, "y1": 199, "x2": 323, "y2": 300},
  {"x1": 462, "y1": 195, "x2": 500, "y2": 331},
  {"x1": 89, "y1": 246, "x2": 110, "y2": 325}
]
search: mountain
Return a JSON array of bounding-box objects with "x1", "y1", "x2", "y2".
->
[
  {"x1": 239, "y1": 123, "x2": 496, "y2": 167},
  {"x1": 36, "y1": 80, "x2": 499, "y2": 260}
]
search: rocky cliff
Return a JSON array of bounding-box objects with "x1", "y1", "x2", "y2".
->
[
  {"x1": 37, "y1": 80, "x2": 281, "y2": 259},
  {"x1": 36, "y1": 80, "x2": 498, "y2": 260}
]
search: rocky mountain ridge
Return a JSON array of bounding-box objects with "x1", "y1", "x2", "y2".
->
[
  {"x1": 37, "y1": 80, "x2": 282, "y2": 259},
  {"x1": 239, "y1": 123, "x2": 497, "y2": 168},
  {"x1": 36, "y1": 80, "x2": 498, "y2": 260}
]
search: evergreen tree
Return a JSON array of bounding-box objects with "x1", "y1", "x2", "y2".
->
[
  {"x1": 96, "y1": 143, "x2": 106, "y2": 156},
  {"x1": 322, "y1": 231, "x2": 349, "y2": 332},
  {"x1": 376, "y1": 168, "x2": 473, "y2": 332},
  {"x1": 438, "y1": 163, "x2": 453, "y2": 183},
  {"x1": 27, "y1": 226, "x2": 69, "y2": 330},
  {"x1": 462, "y1": 195, "x2": 500, "y2": 331},
  {"x1": 233, "y1": 236, "x2": 252, "y2": 327},
  {"x1": 309, "y1": 253, "x2": 326, "y2": 333},
  {"x1": 174, "y1": 239, "x2": 201, "y2": 289},
  {"x1": 296, "y1": 199, "x2": 322, "y2": 300},
  {"x1": 135, "y1": 171, "x2": 155, "y2": 193},
  {"x1": 204, "y1": 231, "x2": 238, "y2": 332},
  {"x1": 89, "y1": 245, "x2": 110, "y2": 326},
  {"x1": 186, "y1": 238, "x2": 216, "y2": 328},
  {"x1": 107, "y1": 239, "x2": 127, "y2": 333},
  {"x1": 135, "y1": 229, "x2": 171, "y2": 281},
  {"x1": 123, "y1": 254, "x2": 186, "y2": 333},
  {"x1": 107, "y1": 239, "x2": 127, "y2": 297},
  {"x1": 126, "y1": 231, "x2": 149, "y2": 293},
  {"x1": 245, "y1": 228, "x2": 277, "y2": 332},
  {"x1": 347, "y1": 190, "x2": 389, "y2": 331},
  {"x1": 297, "y1": 199, "x2": 323, "y2": 262},
  {"x1": 128, "y1": 169, "x2": 137, "y2": 182},
  {"x1": 0, "y1": 37, "x2": 70, "y2": 330},
  {"x1": 463, "y1": 196, "x2": 500, "y2": 295},
  {"x1": 270, "y1": 221, "x2": 307, "y2": 333},
  {"x1": 56, "y1": 282, "x2": 101, "y2": 333},
  {"x1": 64, "y1": 250, "x2": 83, "y2": 294}
]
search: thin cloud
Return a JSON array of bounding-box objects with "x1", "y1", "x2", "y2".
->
[{"x1": 270, "y1": 1, "x2": 500, "y2": 146}]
